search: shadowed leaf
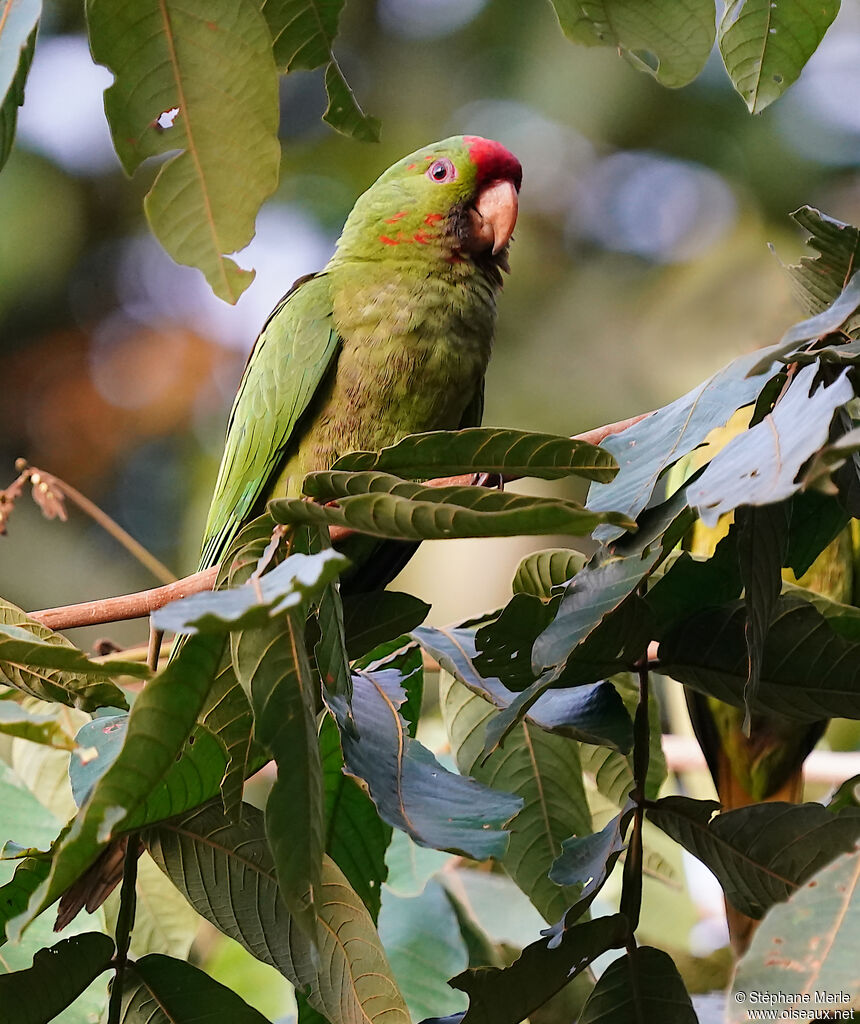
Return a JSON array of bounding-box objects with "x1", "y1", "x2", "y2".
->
[
  {"x1": 0, "y1": 22, "x2": 36, "y2": 171},
  {"x1": 342, "y1": 591, "x2": 430, "y2": 660},
  {"x1": 578, "y1": 946, "x2": 697, "y2": 1023}
]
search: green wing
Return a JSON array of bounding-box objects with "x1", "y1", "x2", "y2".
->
[{"x1": 199, "y1": 273, "x2": 340, "y2": 570}]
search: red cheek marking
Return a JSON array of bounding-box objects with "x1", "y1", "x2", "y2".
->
[
  {"x1": 424, "y1": 213, "x2": 443, "y2": 225},
  {"x1": 412, "y1": 231, "x2": 435, "y2": 244},
  {"x1": 385, "y1": 211, "x2": 408, "y2": 223},
  {"x1": 380, "y1": 235, "x2": 400, "y2": 246},
  {"x1": 425, "y1": 155, "x2": 435, "y2": 161},
  {"x1": 407, "y1": 163, "x2": 417, "y2": 170}
]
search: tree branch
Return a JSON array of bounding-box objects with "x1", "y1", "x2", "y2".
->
[{"x1": 27, "y1": 411, "x2": 652, "y2": 632}]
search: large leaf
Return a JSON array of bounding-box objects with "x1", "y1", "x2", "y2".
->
[
  {"x1": 0, "y1": 600, "x2": 132, "y2": 710},
  {"x1": 271, "y1": 473, "x2": 634, "y2": 540},
  {"x1": 550, "y1": 0, "x2": 715, "y2": 88},
  {"x1": 413, "y1": 625, "x2": 632, "y2": 752},
  {"x1": 0, "y1": 931, "x2": 114, "y2": 1023},
  {"x1": 341, "y1": 591, "x2": 430, "y2": 660},
  {"x1": 0, "y1": 19, "x2": 36, "y2": 171},
  {"x1": 440, "y1": 672, "x2": 592, "y2": 924},
  {"x1": 261, "y1": 0, "x2": 379, "y2": 140},
  {"x1": 647, "y1": 797, "x2": 860, "y2": 919},
  {"x1": 549, "y1": 803, "x2": 634, "y2": 913},
  {"x1": 512, "y1": 549, "x2": 586, "y2": 599},
  {"x1": 451, "y1": 913, "x2": 628, "y2": 1024},
  {"x1": 658, "y1": 594, "x2": 860, "y2": 721},
  {"x1": 199, "y1": 659, "x2": 255, "y2": 819},
  {"x1": 728, "y1": 849, "x2": 860, "y2": 1022},
  {"x1": 9, "y1": 633, "x2": 223, "y2": 936},
  {"x1": 121, "y1": 953, "x2": 272, "y2": 1023},
  {"x1": 786, "y1": 207, "x2": 860, "y2": 318},
  {"x1": 327, "y1": 667, "x2": 521, "y2": 860},
  {"x1": 146, "y1": 800, "x2": 410, "y2": 1024},
  {"x1": 86, "y1": 0, "x2": 280, "y2": 302},
  {"x1": 578, "y1": 946, "x2": 697, "y2": 1023},
  {"x1": 586, "y1": 347, "x2": 776, "y2": 540},
  {"x1": 333, "y1": 428, "x2": 618, "y2": 482},
  {"x1": 719, "y1": 0, "x2": 840, "y2": 114}
]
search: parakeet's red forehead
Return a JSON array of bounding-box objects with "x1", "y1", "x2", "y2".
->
[{"x1": 464, "y1": 136, "x2": 522, "y2": 192}]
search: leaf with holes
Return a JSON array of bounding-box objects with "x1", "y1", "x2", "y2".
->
[
  {"x1": 328, "y1": 667, "x2": 521, "y2": 860},
  {"x1": 441, "y1": 673, "x2": 592, "y2": 924},
  {"x1": 333, "y1": 427, "x2": 618, "y2": 482},
  {"x1": 646, "y1": 797, "x2": 860, "y2": 919},
  {"x1": 786, "y1": 207, "x2": 860, "y2": 319},
  {"x1": 727, "y1": 849, "x2": 860, "y2": 1022},
  {"x1": 145, "y1": 800, "x2": 410, "y2": 1024},
  {"x1": 550, "y1": 0, "x2": 715, "y2": 88},
  {"x1": 719, "y1": 0, "x2": 840, "y2": 114},
  {"x1": 87, "y1": 0, "x2": 280, "y2": 302}
]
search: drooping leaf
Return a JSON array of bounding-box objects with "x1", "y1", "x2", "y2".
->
[
  {"x1": 328, "y1": 667, "x2": 522, "y2": 860},
  {"x1": 586, "y1": 347, "x2": 777, "y2": 540},
  {"x1": 412, "y1": 625, "x2": 633, "y2": 752},
  {"x1": 440, "y1": 672, "x2": 592, "y2": 924},
  {"x1": 378, "y1": 880, "x2": 469, "y2": 1022},
  {"x1": 319, "y1": 713, "x2": 390, "y2": 921},
  {"x1": 9, "y1": 633, "x2": 223, "y2": 937},
  {"x1": 271, "y1": 473, "x2": 634, "y2": 540},
  {"x1": 786, "y1": 207, "x2": 860, "y2": 318},
  {"x1": 727, "y1": 848, "x2": 860, "y2": 1022},
  {"x1": 451, "y1": 913, "x2": 628, "y2": 1024},
  {"x1": 578, "y1": 946, "x2": 697, "y2": 1023},
  {"x1": 0, "y1": 601, "x2": 132, "y2": 711},
  {"x1": 146, "y1": 801, "x2": 410, "y2": 1024},
  {"x1": 152, "y1": 549, "x2": 348, "y2": 634},
  {"x1": 512, "y1": 548, "x2": 586, "y2": 599},
  {"x1": 121, "y1": 953, "x2": 273, "y2": 1024},
  {"x1": 333, "y1": 428, "x2": 618, "y2": 482},
  {"x1": 549, "y1": 802, "x2": 635, "y2": 912},
  {"x1": 0, "y1": 931, "x2": 114, "y2": 1023},
  {"x1": 86, "y1": 0, "x2": 280, "y2": 302},
  {"x1": 719, "y1": 0, "x2": 840, "y2": 114},
  {"x1": 737, "y1": 503, "x2": 790, "y2": 728},
  {"x1": 0, "y1": 22, "x2": 36, "y2": 171},
  {"x1": 550, "y1": 0, "x2": 716, "y2": 88},
  {"x1": 261, "y1": 0, "x2": 379, "y2": 140},
  {"x1": 646, "y1": 796, "x2": 860, "y2": 919},
  {"x1": 341, "y1": 591, "x2": 430, "y2": 660},
  {"x1": 658, "y1": 594, "x2": 860, "y2": 721}
]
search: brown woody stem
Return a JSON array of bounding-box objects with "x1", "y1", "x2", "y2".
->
[{"x1": 27, "y1": 411, "x2": 652, "y2": 632}]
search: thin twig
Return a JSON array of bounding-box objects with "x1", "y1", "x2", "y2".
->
[
  {"x1": 27, "y1": 411, "x2": 653, "y2": 632},
  {"x1": 106, "y1": 838, "x2": 140, "y2": 1024}
]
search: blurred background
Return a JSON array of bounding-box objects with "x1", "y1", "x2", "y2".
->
[{"x1": 3, "y1": 2, "x2": 860, "y2": 1014}]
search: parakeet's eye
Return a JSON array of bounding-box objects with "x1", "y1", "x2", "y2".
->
[{"x1": 426, "y1": 158, "x2": 456, "y2": 183}]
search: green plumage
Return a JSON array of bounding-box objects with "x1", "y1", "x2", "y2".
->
[{"x1": 199, "y1": 136, "x2": 517, "y2": 572}]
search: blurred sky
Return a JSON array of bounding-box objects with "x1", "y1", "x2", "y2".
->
[{"x1": 3, "y1": 0, "x2": 860, "y2": 639}]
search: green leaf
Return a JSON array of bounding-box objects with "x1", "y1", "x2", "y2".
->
[
  {"x1": 737, "y1": 503, "x2": 789, "y2": 728},
  {"x1": 328, "y1": 667, "x2": 521, "y2": 860},
  {"x1": 121, "y1": 953, "x2": 272, "y2": 1023},
  {"x1": 549, "y1": 802, "x2": 634, "y2": 907},
  {"x1": 440, "y1": 672, "x2": 592, "y2": 924},
  {"x1": 333, "y1": 428, "x2": 618, "y2": 483},
  {"x1": 146, "y1": 801, "x2": 410, "y2": 1024},
  {"x1": 585, "y1": 347, "x2": 777, "y2": 539},
  {"x1": 233, "y1": 598, "x2": 324, "y2": 936},
  {"x1": 451, "y1": 914, "x2": 628, "y2": 1024},
  {"x1": 378, "y1": 880, "x2": 469, "y2": 1022},
  {"x1": 578, "y1": 946, "x2": 697, "y2": 1023},
  {"x1": 512, "y1": 549, "x2": 586, "y2": 599},
  {"x1": 10, "y1": 633, "x2": 223, "y2": 937},
  {"x1": 719, "y1": 0, "x2": 840, "y2": 114},
  {"x1": 0, "y1": 22, "x2": 36, "y2": 172},
  {"x1": 728, "y1": 849, "x2": 860, "y2": 1022},
  {"x1": 342, "y1": 591, "x2": 430, "y2": 660},
  {"x1": 271, "y1": 473, "x2": 634, "y2": 540},
  {"x1": 261, "y1": 0, "x2": 342, "y2": 69},
  {"x1": 550, "y1": 0, "x2": 716, "y2": 88},
  {"x1": 413, "y1": 625, "x2": 633, "y2": 751},
  {"x1": 646, "y1": 796, "x2": 860, "y2": 919},
  {"x1": 323, "y1": 59, "x2": 380, "y2": 141},
  {"x1": 86, "y1": 0, "x2": 280, "y2": 303},
  {"x1": 0, "y1": 701, "x2": 76, "y2": 749},
  {"x1": 319, "y1": 713, "x2": 390, "y2": 921},
  {"x1": 786, "y1": 207, "x2": 860, "y2": 318},
  {"x1": 152, "y1": 549, "x2": 348, "y2": 634},
  {"x1": 0, "y1": 931, "x2": 114, "y2": 1023},
  {"x1": 199, "y1": 658, "x2": 255, "y2": 819},
  {"x1": 69, "y1": 713, "x2": 127, "y2": 806},
  {"x1": 658, "y1": 594, "x2": 860, "y2": 721},
  {"x1": 0, "y1": 601, "x2": 132, "y2": 711}
]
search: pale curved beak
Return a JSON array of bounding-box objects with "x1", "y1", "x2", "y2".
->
[{"x1": 465, "y1": 178, "x2": 519, "y2": 255}]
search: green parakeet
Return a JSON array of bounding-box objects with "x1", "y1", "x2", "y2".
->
[{"x1": 199, "y1": 135, "x2": 521, "y2": 581}]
